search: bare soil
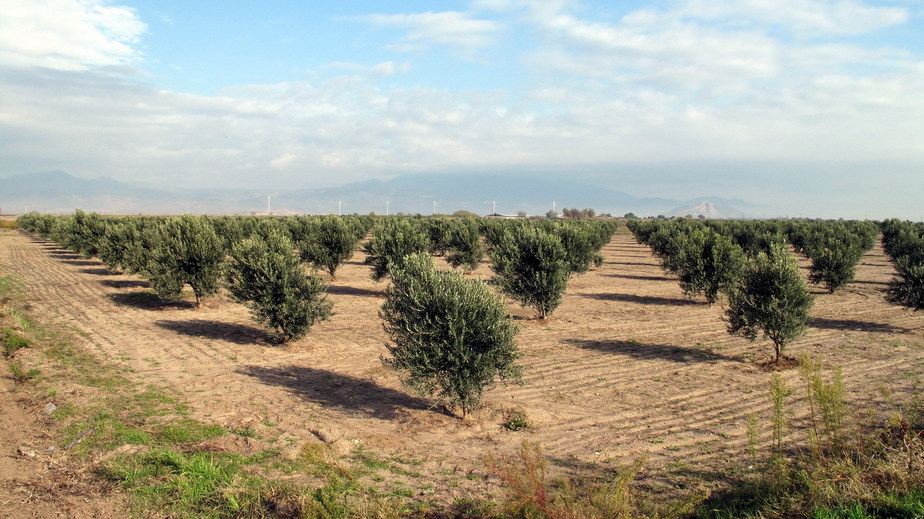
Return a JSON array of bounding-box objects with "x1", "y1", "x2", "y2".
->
[{"x1": 1, "y1": 228, "x2": 923, "y2": 508}]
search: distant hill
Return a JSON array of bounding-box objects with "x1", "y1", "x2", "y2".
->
[
  {"x1": 667, "y1": 200, "x2": 751, "y2": 219},
  {"x1": 0, "y1": 171, "x2": 771, "y2": 217}
]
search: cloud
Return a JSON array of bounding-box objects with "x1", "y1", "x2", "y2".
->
[
  {"x1": 269, "y1": 152, "x2": 298, "y2": 170},
  {"x1": 0, "y1": 0, "x2": 146, "y2": 70},
  {"x1": 352, "y1": 11, "x2": 501, "y2": 54},
  {"x1": 671, "y1": 0, "x2": 909, "y2": 36},
  {"x1": 0, "y1": 1, "x2": 922, "y2": 218}
]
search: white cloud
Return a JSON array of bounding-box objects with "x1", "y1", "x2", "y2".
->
[
  {"x1": 0, "y1": 0, "x2": 146, "y2": 70},
  {"x1": 269, "y1": 152, "x2": 298, "y2": 170},
  {"x1": 353, "y1": 11, "x2": 501, "y2": 54},
  {"x1": 674, "y1": 0, "x2": 909, "y2": 36}
]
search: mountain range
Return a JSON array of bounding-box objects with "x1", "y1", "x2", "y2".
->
[{"x1": 0, "y1": 171, "x2": 770, "y2": 218}]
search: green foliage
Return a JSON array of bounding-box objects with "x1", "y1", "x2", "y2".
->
[
  {"x1": 291, "y1": 215, "x2": 361, "y2": 279},
  {"x1": 726, "y1": 243, "x2": 814, "y2": 363},
  {"x1": 444, "y1": 218, "x2": 485, "y2": 273},
  {"x1": 60, "y1": 209, "x2": 109, "y2": 258},
  {"x1": 788, "y1": 221, "x2": 875, "y2": 293},
  {"x1": 769, "y1": 373, "x2": 792, "y2": 458},
  {"x1": 2, "y1": 328, "x2": 30, "y2": 358},
  {"x1": 667, "y1": 227, "x2": 745, "y2": 304},
  {"x1": 362, "y1": 218, "x2": 430, "y2": 282},
  {"x1": 226, "y1": 230, "x2": 332, "y2": 343},
  {"x1": 799, "y1": 355, "x2": 847, "y2": 453},
  {"x1": 699, "y1": 367, "x2": 924, "y2": 519},
  {"x1": 631, "y1": 220, "x2": 745, "y2": 303},
  {"x1": 490, "y1": 226, "x2": 570, "y2": 319},
  {"x1": 381, "y1": 253, "x2": 520, "y2": 417},
  {"x1": 147, "y1": 215, "x2": 225, "y2": 306},
  {"x1": 882, "y1": 219, "x2": 924, "y2": 310},
  {"x1": 8, "y1": 359, "x2": 40, "y2": 382}
]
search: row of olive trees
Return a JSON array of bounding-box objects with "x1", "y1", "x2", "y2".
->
[
  {"x1": 362, "y1": 216, "x2": 619, "y2": 319},
  {"x1": 628, "y1": 218, "x2": 815, "y2": 364},
  {"x1": 629, "y1": 218, "x2": 877, "y2": 300},
  {"x1": 881, "y1": 219, "x2": 924, "y2": 310},
  {"x1": 17, "y1": 212, "x2": 362, "y2": 342}
]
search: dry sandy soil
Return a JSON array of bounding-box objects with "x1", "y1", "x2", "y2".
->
[{"x1": 1, "y1": 226, "x2": 923, "y2": 510}]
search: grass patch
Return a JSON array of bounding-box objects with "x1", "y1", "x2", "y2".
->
[
  {"x1": 2, "y1": 328, "x2": 30, "y2": 357},
  {"x1": 8, "y1": 359, "x2": 40, "y2": 382}
]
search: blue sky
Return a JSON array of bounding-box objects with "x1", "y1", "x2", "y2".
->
[{"x1": 1, "y1": 0, "x2": 923, "y2": 218}]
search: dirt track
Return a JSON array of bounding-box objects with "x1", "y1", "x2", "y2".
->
[{"x1": 1, "y1": 228, "x2": 922, "y2": 499}]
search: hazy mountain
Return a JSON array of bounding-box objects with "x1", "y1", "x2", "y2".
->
[
  {"x1": 0, "y1": 171, "x2": 772, "y2": 217},
  {"x1": 667, "y1": 200, "x2": 754, "y2": 219}
]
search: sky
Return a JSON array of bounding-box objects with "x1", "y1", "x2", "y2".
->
[{"x1": 1, "y1": 0, "x2": 923, "y2": 219}]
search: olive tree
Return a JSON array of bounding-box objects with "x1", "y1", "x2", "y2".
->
[
  {"x1": 881, "y1": 219, "x2": 924, "y2": 310},
  {"x1": 490, "y1": 226, "x2": 570, "y2": 319},
  {"x1": 147, "y1": 215, "x2": 225, "y2": 306},
  {"x1": 726, "y1": 243, "x2": 814, "y2": 364},
  {"x1": 292, "y1": 215, "x2": 361, "y2": 279},
  {"x1": 663, "y1": 227, "x2": 745, "y2": 304},
  {"x1": 362, "y1": 218, "x2": 430, "y2": 281},
  {"x1": 444, "y1": 218, "x2": 484, "y2": 273},
  {"x1": 382, "y1": 253, "x2": 520, "y2": 417},
  {"x1": 226, "y1": 230, "x2": 332, "y2": 343}
]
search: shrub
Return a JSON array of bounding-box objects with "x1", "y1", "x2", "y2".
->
[
  {"x1": 882, "y1": 220, "x2": 924, "y2": 310},
  {"x1": 663, "y1": 227, "x2": 745, "y2": 304},
  {"x1": 490, "y1": 226, "x2": 570, "y2": 320},
  {"x1": 292, "y1": 215, "x2": 361, "y2": 279},
  {"x1": 226, "y1": 230, "x2": 332, "y2": 343},
  {"x1": 362, "y1": 219, "x2": 429, "y2": 282},
  {"x1": 726, "y1": 243, "x2": 814, "y2": 364},
  {"x1": 381, "y1": 253, "x2": 520, "y2": 417},
  {"x1": 444, "y1": 219, "x2": 484, "y2": 273},
  {"x1": 2, "y1": 329, "x2": 30, "y2": 358},
  {"x1": 147, "y1": 215, "x2": 225, "y2": 306}
]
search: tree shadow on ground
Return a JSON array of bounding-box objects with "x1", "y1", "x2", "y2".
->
[
  {"x1": 107, "y1": 291, "x2": 196, "y2": 310},
  {"x1": 849, "y1": 279, "x2": 889, "y2": 287},
  {"x1": 607, "y1": 273, "x2": 672, "y2": 282},
  {"x1": 566, "y1": 338, "x2": 741, "y2": 364},
  {"x1": 325, "y1": 285, "x2": 384, "y2": 298},
  {"x1": 578, "y1": 292, "x2": 700, "y2": 307},
  {"x1": 808, "y1": 317, "x2": 910, "y2": 334},
  {"x1": 155, "y1": 319, "x2": 269, "y2": 345},
  {"x1": 100, "y1": 279, "x2": 150, "y2": 289},
  {"x1": 237, "y1": 365, "x2": 436, "y2": 420},
  {"x1": 81, "y1": 267, "x2": 112, "y2": 275},
  {"x1": 60, "y1": 259, "x2": 100, "y2": 266},
  {"x1": 613, "y1": 261, "x2": 660, "y2": 267},
  {"x1": 49, "y1": 252, "x2": 80, "y2": 260}
]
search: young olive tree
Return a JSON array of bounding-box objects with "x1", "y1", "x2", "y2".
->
[
  {"x1": 292, "y1": 215, "x2": 361, "y2": 279},
  {"x1": 881, "y1": 220, "x2": 924, "y2": 310},
  {"x1": 226, "y1": 230, "x2": 332, "y2": 343},
  {"x1": 444, "y1": 219, "x2": 484, "y2": 273},
  {"x1": 490, "y1": 226, "x2": 570, "y2": 319},
  {"x1": 664, "y1": 227, "x2": 745, "y2": 304},
  {"x1": 147, "y1": 215, "x2": 225, "y2": 306},
  {"x1": 362, "y1": 218, "x2": 430, "y2": 281},
  {"x1": 726, "y1": 243, "x2": 814, "y2": 364},
  {"x1": 382, "y1": 253, "x2": 520, "y2": 418}
]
